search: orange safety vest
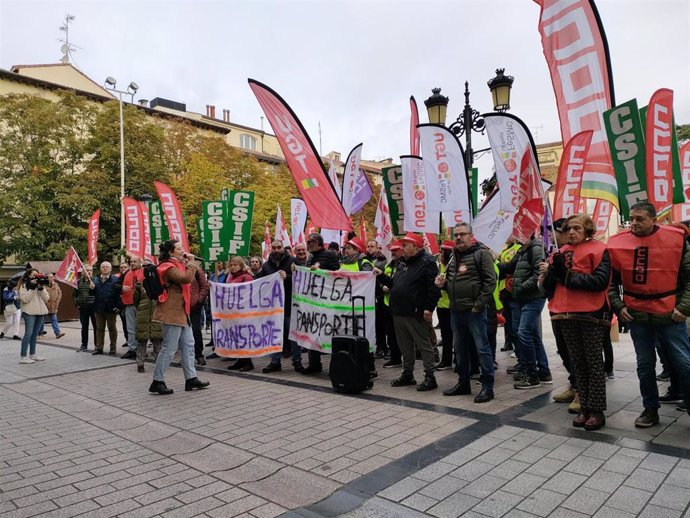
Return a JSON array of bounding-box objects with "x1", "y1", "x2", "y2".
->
[
  {"x1": 549, "y1": 240, "x2": 609, "y2": 314},
  {"x1": 607, "y1": 226, "x2": 684, "y2": 315}
]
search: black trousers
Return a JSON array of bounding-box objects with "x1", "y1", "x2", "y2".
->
[
  {"x1": 375, "y1": 299, "x2": 387, "y2": 352},
  {"x1": 382, "y1": 304, "x2": 401, "y2": 363},
  {"x1": 552, "y1": 319, "x2": 576, "y2": 389},
  {"x1": 190, "y1": 306, "x2": 204, "y2": 360},
  {"x1": 79, "y1": 306, "x2": 96, "y2": 350},
  {"x1": 438, "y1": 307, "x2": 453, "y2": 365}
]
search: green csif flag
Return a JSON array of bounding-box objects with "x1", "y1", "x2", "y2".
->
[
  {"x1": 147, "y1": 200, "x2": 169, "y2": 257},
  {"x1": 604, "y1": 99, "x2": 647, "y2": 219},
  {"x1": 382, "y1": 165, "x2": 404, "y2": 235},
  {"x1": 200, "y1": 201, "x2": 229, "y2": 262},
  {"x1": 470, "y1": 167, "x2": 479, "y2": 217},
  {"x1": 226, "y1": 190, "x2": 255, "y2": 256}
]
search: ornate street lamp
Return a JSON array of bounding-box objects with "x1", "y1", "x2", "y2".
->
[{"x1": 424, "y1": 69, "x2": 514, "y2": 174}]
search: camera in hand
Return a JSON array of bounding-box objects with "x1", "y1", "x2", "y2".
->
[{"x1": 27, "y1": 273, "x2": 50, "y2": 289}]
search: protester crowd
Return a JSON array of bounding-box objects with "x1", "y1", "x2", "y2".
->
[{"x1": 4, "y1": 201, "x2": 690, "y2": 431}]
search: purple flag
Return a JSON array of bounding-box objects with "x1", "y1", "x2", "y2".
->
[{"x1": 350, "y1": 168, "x2": 373, "y2": 214}]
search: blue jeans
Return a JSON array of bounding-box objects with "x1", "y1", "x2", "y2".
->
[
  {"x1": 629, "y1": 321, "x2": 690, "y2": 410},
  {"x1": 270, "y1": 313, "x2": 301, "y2": 365},
  {"x1": 511, "y1": 299, "x2": 550, "y2": 378},
  {"x1": 21, "y1": 313, "x2": 43, "y2": 357},
  {"x1": 125, "y1": 306, "x2": 137, "y2": 351},
  {"x1": 451, "y1": 308, "x2": 494, "y2": 389},
  {"x1": 153, "y1": 324, "x2": 197, "y2": 382}
]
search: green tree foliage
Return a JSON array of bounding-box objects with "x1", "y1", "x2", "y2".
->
[
  {"x1": 0, "y1": 92, "x2": 97, "y2": 262},
  {"x1": 677, "y1": 123, "x2": 690, "y2": 144}
]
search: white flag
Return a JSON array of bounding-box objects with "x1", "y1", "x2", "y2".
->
[
  {"x1": 374, "y1": 186, "x2": 393, "y2": 260},
  {"x1": 327, "y1": 159, "x2": 342, "y2": 201},
  {"x1": 341, "y1": 143, "x2": 363, "y2": 216},
  {"x1": 401, "y1": 155, "x2": 439, "y2": 233},
  {"x1": 275, "y1": 205, "x2": 291, "y2": 247},
  {"x1": 290, "y1": 198, "x2": 308, "y2": 247},
  {"x1": 418, "y1": 124, "x2": 470, "y2": 215}
]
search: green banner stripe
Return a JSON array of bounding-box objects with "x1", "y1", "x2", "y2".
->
[
  {"x1": 580, "y1": 181, "x2": 618, "y2": 195},
  {"x1": 293, "y1": 294, "x2": 375, "y2": 312}
]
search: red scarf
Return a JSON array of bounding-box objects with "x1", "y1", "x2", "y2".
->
[{"x1": 157, "y1": 258, "x2": 191, "y2": 315}]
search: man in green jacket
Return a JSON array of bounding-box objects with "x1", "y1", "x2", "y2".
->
[{"x1": 436, "y1": 223, "x2": 497, "y2": 403}]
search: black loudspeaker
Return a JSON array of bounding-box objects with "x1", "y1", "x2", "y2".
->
[{"x1": 329, "y1": 335, "x2": 373, "y2": 394}]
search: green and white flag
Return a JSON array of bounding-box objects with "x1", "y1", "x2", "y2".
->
[
  {"x1": 147, "y1": 200, "x2": 169, "y2": 257},
  {"x1": 226, "y1": 190, "x2": 255, "y2": 256},
  {"x1": 289, "y1": 266, "x2": 375, "y2": 353},
  {"x1": 382, "y1": 165, "x2": 403, "y2": 235},
  {"x1": 200, "y1": 201, "x2": 228, "y2": 262},
  {"x1": 604, "y1": 99, "x2": 647, "y2": 218}
]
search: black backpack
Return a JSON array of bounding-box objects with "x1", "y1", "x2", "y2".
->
[{"x1": 142, "y1": 263, "x2": 165, "y2": 300}]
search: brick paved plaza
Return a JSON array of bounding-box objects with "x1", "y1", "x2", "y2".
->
[{"x1": 1, "y1": 318, "x2": 689, "y2": 517}]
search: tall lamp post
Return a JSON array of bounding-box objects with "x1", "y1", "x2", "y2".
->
[
  {"x1": 424, "y1": 68, "x2": 514, "y2": 179},
  {"x1": 103, "y1": 76, "x2": 139, "y2": 255}
]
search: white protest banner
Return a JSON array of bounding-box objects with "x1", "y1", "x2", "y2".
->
[
  {"x1": 289, "y1": 266, "x2": 375, "y2": 353},
  {"x1": 210, "y1": 272, "x2": 285, "y2": 358}
]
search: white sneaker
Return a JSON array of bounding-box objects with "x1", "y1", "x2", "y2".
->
[
  {"x1": 29, "y1": 355, "x2": 45, "y2": 362},
  {"x1": 19, "y1": 357, "x2": 35, "y2": 364}
]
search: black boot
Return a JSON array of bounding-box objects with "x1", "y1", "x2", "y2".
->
[
  {"x1": 149, "y1": 380, "x2": 173, "y2": 395},
  {"x1": 417, "y1": 373, "x2": 438, "y2": 392},
  {"x1": 474, "y1": 387, "x2": 494, "y2": 403},
  {"x1": 443, "y1": 381, "x2": 471, "y2": 396},
  {"x1": 391, "y1": 372, "x2": 416, "y2": 387},
  {"x1": 185, "y1": 377, "x2": 210, "y2": 391}
]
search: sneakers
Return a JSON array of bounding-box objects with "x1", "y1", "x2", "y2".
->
[
  {"x1": 539, "y1": 373, "x2": 553, "y2": 384},
  {"x1": 634, "y1": 408, "x2": 659, "y2": 428},
  {"x1": 56, "y1": 332, "x2": 65, "y2": 339},
  {"x1": 206, "y1": 352, "x2": 220, "y2": 359},
  {"x1": 383, "y1": 360, "x2": 402, "y2": 368},
  {"x1": 606, "y1": 371, "x2": 615, "y2": 379},
  {"x1": 416, "y1": 375, "x2": 438, "y2": 392},
  {"x1": 677, "y1": 402, "x2": 687, "y2": 412},
  {"x1": 435, "y1": 361, "x2": 452, "y2": 371},
  {"x1": 370, "y1": 370, "x2": 379, "y2": 380},
  {"x1": 659, "y1": 390, "x2": 682, "y2": 404},
  {"x1": 391, "y1": 374, "x2": 416, "y2": 387},
  {"x1": 262, "y1": 363, "x2": 282, "y2": 373},
  {"x1": 30, "y1": 355, "x2": 45, "y2": 362},
  {"x1": 92, "y1": 349, "x2": 103, "y2": 355},
  {"x1": 568, "y1": 394, "x2": 582, "y2": 414},
  {"x1": 196, "y1": 356, "x2": 207, "y2": 366},
  {"x1": 506, "y1": 365, "x2": 521, "y2": 375},
  {"x1": 474, "y1": 388, "x2": 494, "y2": 403},
  {"x1": 76, "y1": 347, "x2": 87, "y2": 353},
  {"x1": 514, "y1": 376, "x2": 541, "y2": 390},
  {"x1": 19, "y1": 357, "x2": 35, "y2": 364},
  {"x1": 185, "y1": 377, "x2": 210, "y2": 391},
  {"x1": 553, "y1": 388, "x2": 576, "y2": 403},
  {"x1": 500, "y1": 344, "x2": 514, "y2": 352}
]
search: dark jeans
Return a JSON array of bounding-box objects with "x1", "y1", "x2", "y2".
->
[
  {"x1": 119, "y1": 310, "x2": 128, "y2": 340},
  {"x1": 511, "y1": 299, "x2": 550, "y2": 378},
  {"x1": 437, "y1": 307, "x2": 453, "y2": 365},
  {"x1": 487, "y1": 307, "x2": 498, "y2": 360},
  {"x1": 190, "y1": 306, "x2": 203, "y2": 360},
  {"x1": 451, "y1": 308, "x2": 494, "y2": 390},
  {"x1": 270, "y1": 313, "x2": 300, "y2": 365},
  {"x1": 79, "y1": 306, "x2": 96, "y2": 350},
  {"x1": 375, "y1": 299, "x2": 387, "y2": 352},
  {"x1": 629, "y1": 321, "x2": 690, "y2": 411},
  {"x1": 501, "y1": 293, "x2": 517, "y2": 349}
]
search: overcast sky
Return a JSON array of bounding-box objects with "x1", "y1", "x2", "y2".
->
[{"x1": 1, "y1": 0, "x2": 689, "y2": 180}]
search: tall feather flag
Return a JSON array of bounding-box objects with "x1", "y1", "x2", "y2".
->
[
  {"x1": 327, "y1": 159, "x2": 342, "y2": 201},
  {"x1": 535, "y1": 0, "x2": 617, "y2": 234},
  {"x1": 410, "y1": 96, "x2": 420, "y2": 155},
  {"x1": 138, "y1": 202, "x2": 155, "y2": 263},
  {"x1": 672, "y1": 142, "x2": 690, "y2": 221},
  {"x1": 275, "y1": 205, "x2": 291, "y2": 247},
  {"x1": 87, "y1": 209, "x2": 100, "y2": 266},
  {"x1": 374, "y1": 185, "x2": 393, "y2": 260},
  {"x1": 645, "y1": 88, "x2": 676, "y2": 215},
  {"x1": 290, "y1": 198, "x2": 308, "y2": 247},
  {"x1": 512, "y1": 146, "x2": 546, "y2": 243},
  {"x1": 248, "y1": 79, "x2": 351, "y2": 231},
  {"x1": 123, "y1": 197, "x2": 146, "y2": 260},
  {"x1": 55, "y1": 247, "x2": 85, "y2": 288},
  {"x1": 552, "y1": 130, "x2": 594, "y2": 219},
  {"x1": 359, "y1": 214, "x2": 367, "y2": 243},
  {"x1": 153, "y1": 181, "x2": 189, "y2": 252}
]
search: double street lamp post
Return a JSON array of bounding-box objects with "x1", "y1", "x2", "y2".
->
[
  {"x1": 103, "y1": 76, "x2": 139, "y2": 256},
  {"x1": 424, "y1": 68, "x2": 514, "y2": 181}
]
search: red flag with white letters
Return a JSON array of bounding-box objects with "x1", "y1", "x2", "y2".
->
[
  {"x1": 552, "y1": 131, "x2": 593, "y2": 219},
  {"x1": 645, "y1": 89, "x2": 674, "y2": 215},
  {"x1": 87, "y1": 209, "x2": 100, "y2": 266},
  {"x1": 55, "y1": 247, "x2": 85, "y2": 288},
  {"x1": 153, "y1": 181, "x2": 189, "y2": 252},
  {"x1": 123, "y1": 197, "x2": 145, "y2": 260}
]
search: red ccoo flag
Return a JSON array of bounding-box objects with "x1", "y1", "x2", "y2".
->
[
  {"x1": 87, "y1": 209, "x2": 100, "y2": 266},
  {"x1": 154, "y1": 181, "x2": 189, "y2": 252}
]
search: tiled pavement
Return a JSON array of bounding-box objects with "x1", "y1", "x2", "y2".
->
[{"x1": 1, "y1": 317, "x2": 689, "y2": 517}]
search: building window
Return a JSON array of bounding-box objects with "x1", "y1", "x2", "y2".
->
[{"x1": 240, "y1": 134, "x2": 257, "y2": 151}]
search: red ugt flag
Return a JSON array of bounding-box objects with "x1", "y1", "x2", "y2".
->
[{"x1": 55, "y1": 247, "x2": 85, "y2": 288}]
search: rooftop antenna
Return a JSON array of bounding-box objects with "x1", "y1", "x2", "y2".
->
[{"x1": 58, "y1": 14, "x2": 78, "y2": 63}]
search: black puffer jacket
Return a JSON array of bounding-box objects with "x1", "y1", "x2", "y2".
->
[
  {"x1": 307, "y1": 248, "x2": 340, "y2": 271},
  {"x1": 445, "y1": 244, "x2": 497, "y2": 312},
  {"x1": 256, "y1": 252, "x2": 295, "y2": 311},
  {"x1": 380, "y1": 250, "x2": 440, "y2": 318},
  {"x1": 499, "y1": 238, "x2": 545, "y2": 303}
]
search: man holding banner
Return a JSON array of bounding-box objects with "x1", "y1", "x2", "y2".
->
[
  {"x1": 376, "y1": 232, "x2": 440, "y2": 391},
  {"x1": 255, "y1": 240, "x2": 300, "y2": 373}
]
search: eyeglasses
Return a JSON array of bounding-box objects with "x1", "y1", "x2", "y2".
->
[{"x1": 454, "y1": 232, "x2": 470, "y2": 238}]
